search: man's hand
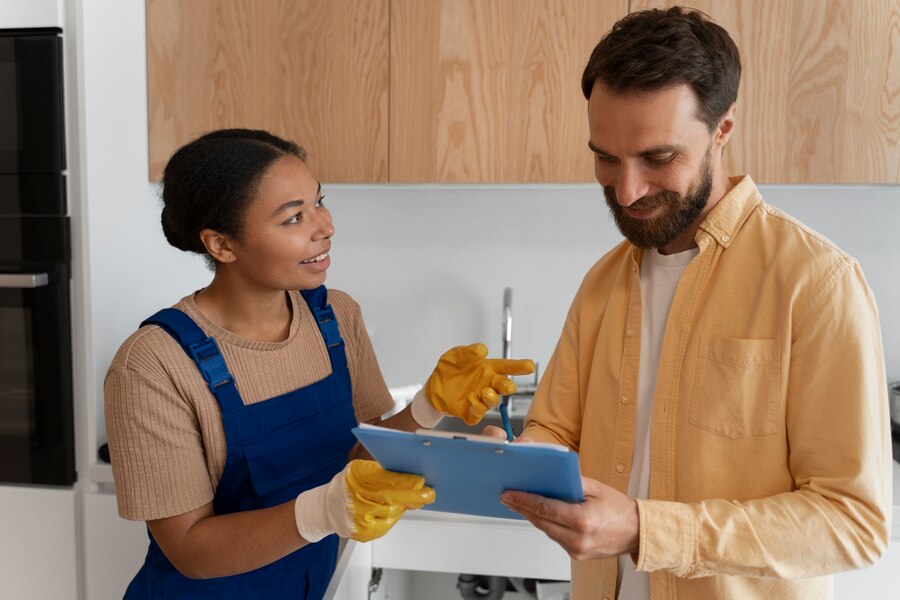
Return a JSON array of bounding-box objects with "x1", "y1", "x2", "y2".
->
[
  {"x1": 500, "y1": 476, "x2": 639, "y2": 560},
  {"x1": 480, "y1": 424, "x2": 533, "y2": 443}
]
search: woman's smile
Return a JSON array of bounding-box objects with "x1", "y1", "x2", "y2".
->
[{"x1": 299, "y1": 252, "x2": 330, "y2": 272}]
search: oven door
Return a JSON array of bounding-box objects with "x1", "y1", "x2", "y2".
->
[
  {"x1": 0, "y1": 268, "x2": 74, "y2": 485},
  {"x1": 0, "y1": 29, "x2": 65, "y2": 174}
]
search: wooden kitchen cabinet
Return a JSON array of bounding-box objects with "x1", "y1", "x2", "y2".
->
[
  {"x1": 633, "y1": 0, "x2": 900, "y2": 184},
  {"x1": 389, "y1": 0, "x2": 626, "y2": 182},
  {"x1": 147, "y1": 0, "x2": 899, "y2": 184},
  {"x1": 146, "y1": 0, "x2": 623, "y2": 184},
  {"x1": 146, "y1": 0, "x2": 389, "y2": 183}
]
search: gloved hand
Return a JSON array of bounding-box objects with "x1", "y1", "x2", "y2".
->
[
  {"x1": 294, "y1": 459, "x2": 435, "y2": 543},
  {"x1": 412, "y1": 343, "x2": 536, "y2": 427}
]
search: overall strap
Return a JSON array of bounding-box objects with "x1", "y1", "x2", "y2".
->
[
  {"x1": 300, "y1": 286, "x2": 347, "y2": 372},
  {"x1": 141, "y1": 308, "x2": 244, "y2": 413}
]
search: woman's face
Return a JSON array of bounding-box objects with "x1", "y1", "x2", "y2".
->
[{"x1": 227, "y1": 154, "x2": 334, "y2": 292}]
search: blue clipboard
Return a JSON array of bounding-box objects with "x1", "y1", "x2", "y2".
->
[{"x1": 352, "y1": 424, "x2": 584, "y2": 520}]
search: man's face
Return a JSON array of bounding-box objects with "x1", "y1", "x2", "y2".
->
[
  {"x1": 604, "y1": 148, "x2": 712, "y2": 250},
  {"x1": 588, "y1": 83, "x2": 721, "y2": 253}
]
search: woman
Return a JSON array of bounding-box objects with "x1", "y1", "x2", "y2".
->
[{"x1": 105, "y1": 129, "x2": 534, "y2": 598}]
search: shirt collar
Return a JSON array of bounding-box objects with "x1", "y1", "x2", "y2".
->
[{"x1": 695, "y1": 174, "x2": 762, "y2": 249}]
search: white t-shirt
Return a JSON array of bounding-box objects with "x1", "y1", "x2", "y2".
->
[{"x1": 617, "y1": 246, "x2": 699, "y2": 599}]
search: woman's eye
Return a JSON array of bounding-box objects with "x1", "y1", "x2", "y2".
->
[
  {"x1": 286, "y1": 213, "x2": 302, "y2": 225},
  {"x1": 315, "y1": 194, "x2": 326, "y2": 208}
]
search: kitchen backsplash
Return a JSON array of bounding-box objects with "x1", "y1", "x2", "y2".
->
[{"x1": 321, "y1": 183, "x2": 900, "y2": 388}]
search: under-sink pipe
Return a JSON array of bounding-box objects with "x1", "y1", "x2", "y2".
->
[{"x1": 457, "y1": 574, "x2": 507, "y2": 600}]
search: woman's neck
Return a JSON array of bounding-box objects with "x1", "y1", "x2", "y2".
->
[{"x1": 194, "y1": 278, "x2": 293, "y2": 343}]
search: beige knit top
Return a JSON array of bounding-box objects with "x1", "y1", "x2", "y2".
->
[{"x1": 104, "y1": 288, "x2": 394, "y2": 522}]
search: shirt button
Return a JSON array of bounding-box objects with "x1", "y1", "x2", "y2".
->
[
  {"x1": 625, "y1": 328, "x2": 634, "y2": 337},
  {"x1": 615, "y1": 463, "x2": 625, "y2": 473},
  {"x1": 721, "y1": 234, "x2": 730, "y2": 242},
  {"x1": 621, "y1": 394, "x2": 629, "y2": 405}
]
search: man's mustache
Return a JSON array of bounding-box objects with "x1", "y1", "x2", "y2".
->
[{"x1": 604, "y1": 187, "x2": 680, "y2": 211}]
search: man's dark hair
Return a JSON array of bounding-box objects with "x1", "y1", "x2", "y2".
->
[
  {"x1": 581, "y1": 6, "x2": 741, "y2": 131},
  {"x1": 160, "y1": 128, "x2": 306, "y2": 266}
]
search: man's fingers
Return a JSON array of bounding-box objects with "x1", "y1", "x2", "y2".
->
[
  {"x1": 506, "y1": 502, "x2": 581, "y2": 551},
  {"x1": 501, "y1": 491, "x2": 589, "y2": 556},
  {"x1": 500, "y1": 490, "x2": 568, "y2": 525},
  {"x1": 480, "y1": 424, "x2": 509, "y2": 439}
]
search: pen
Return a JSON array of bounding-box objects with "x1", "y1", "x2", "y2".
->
[{"x1": 499, "y1": 397, "x2": 514, "y2": 442}]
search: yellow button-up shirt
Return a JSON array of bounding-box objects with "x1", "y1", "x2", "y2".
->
[{"x1": 524, "y1": 176, "x2": 892, "y2": 600}]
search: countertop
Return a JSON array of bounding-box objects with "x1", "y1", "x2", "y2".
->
[
  {"x1": 91, "y1": 460, "x2": 900, "y2": 543},
  {"x1": 374, "y1": 460, "x2": 900, "y2": 580}
]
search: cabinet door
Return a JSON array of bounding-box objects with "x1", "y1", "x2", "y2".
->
[
  {"x1": 83, "y1": 492, "x2": 148, "y2": 600},
  {"x1": 0, "y1": 486, "x2": 77, "y2": 598},
  {"x1": 146, "y1": 0, "x2": 389, "y2": 183},
  {"x1": 390, "y1": 0, "x2": 627, "y2": 183},
  {"x1": 632, "y1": 0, "x2": 900, "y2": 184}
]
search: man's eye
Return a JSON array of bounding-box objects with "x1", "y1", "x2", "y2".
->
[
  {"x1": 594, "y1": 154, "x2": 616, "y2": 164},
  {"x1": 647, "y1": 154, "x2": 676, "y2": 165}
]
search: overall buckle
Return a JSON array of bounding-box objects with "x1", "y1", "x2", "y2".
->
[{"x1": 189, "y1": 337, "x2": 233, "y2": 395}]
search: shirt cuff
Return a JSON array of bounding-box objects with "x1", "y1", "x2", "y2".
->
[{"x1": 634, "y1": 499, "x2": 697, "y2": 576}]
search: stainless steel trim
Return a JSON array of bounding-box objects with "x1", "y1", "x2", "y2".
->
[
  {"x1": 0, "y1": 273, "x2": 50, "y2": 288},
  {"x1": 889, "y1": 382, "x2": 900, "y2": 426},
  {"x1": 502, "y1": 287, "x2": 512, "y2": 359}
]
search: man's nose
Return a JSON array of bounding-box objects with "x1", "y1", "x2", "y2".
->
[{"x1": 614, "y1": 164, "x2": 650, "y2": 206}]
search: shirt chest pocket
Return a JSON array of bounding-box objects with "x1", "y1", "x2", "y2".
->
[{"x1": 690, "y1": 337, "x2": 780, "y2": 439}]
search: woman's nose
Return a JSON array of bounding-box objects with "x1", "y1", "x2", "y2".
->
[{"x1": 312, "y1": 208, "x2": 335, "y2": 239}]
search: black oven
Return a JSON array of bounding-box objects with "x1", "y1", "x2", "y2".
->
[{"x1": 0, "y1": 28, "x2": 74, "y2": 486}]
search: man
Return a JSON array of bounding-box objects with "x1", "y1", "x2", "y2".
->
[{"x1": 499, "y1": 7, "x2": 892, "y2": 600}]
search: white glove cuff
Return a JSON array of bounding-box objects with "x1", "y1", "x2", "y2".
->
[
  {"x1": 294, "y1": 467, "x2": 354, "y2": 543},
  {"x1": 410, "y1": 387, "x2": 443, "y2": 428}
]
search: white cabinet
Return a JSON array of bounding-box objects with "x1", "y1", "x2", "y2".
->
[
  {"x1": 835, "y1": 542, "x2": 900, "y2": 599},
  {"x1": 81, "y1": 492, "x2": 147, "y2": 600},
  {"x1": 371, "y1": 511, "x2": 569, "y2": 580},
  {"x1": 0, "y1": 0, "x2": 64, "y2": 28},
  {"x1": 0, "y1": 485, "x2": 77, "y2": 599},
  {"x1": 834, "y1": 462, "x2": 900, "y2": 598}
]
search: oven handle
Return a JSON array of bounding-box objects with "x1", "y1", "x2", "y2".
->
[{"x1": 0, "y1": 273, "x2": 50, "y2": 288}]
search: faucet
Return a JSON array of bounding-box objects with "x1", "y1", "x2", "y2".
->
[
  {"x1": 500, "y1": 287, "x2": 537, "y2": 398},
  {"x1": 502, "y1": 287, "x2": 513, "y2": 360}
]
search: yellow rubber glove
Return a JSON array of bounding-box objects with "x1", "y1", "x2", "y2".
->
[
  {"x1": 423, "y1": 343, "x2": 536, "y2": 426},
  {"x1": 294, "y1": 459, "x2": 435, "y2": 543}
]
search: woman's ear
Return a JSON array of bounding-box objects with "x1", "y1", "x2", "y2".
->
[{"x1": 199, "y1": 229, "x2": 237, "y2": 264}]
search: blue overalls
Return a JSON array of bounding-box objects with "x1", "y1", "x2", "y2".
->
[{"x1": 124, "y1": 286, "x2": 358, "y2": 599}]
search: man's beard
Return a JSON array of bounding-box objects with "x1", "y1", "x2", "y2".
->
[{"x1": 604, "y1": 153, "x2": 713, "y2": 250}]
